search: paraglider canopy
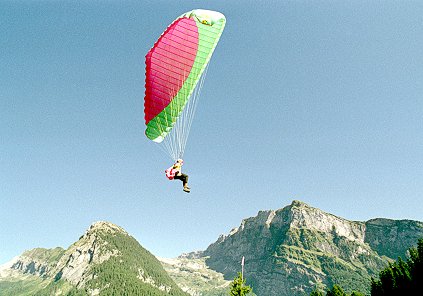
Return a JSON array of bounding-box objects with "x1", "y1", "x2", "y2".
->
[{"x1": 144, "y1": 9, "x2": 226, "y2": 160}]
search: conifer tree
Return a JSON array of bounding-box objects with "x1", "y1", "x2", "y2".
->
[
  {"x1": 310, "y1": 289, "x2": 324, "y2": 296},
  {"x1": 326, "y1": 284, "x2": 347, "y2": 296},
  {"x1": 371, "y1": 238, "x2": 423, "y2": 295},
  {"x1": 229, "y1": 272, "x2": 252, "y2": 296}
]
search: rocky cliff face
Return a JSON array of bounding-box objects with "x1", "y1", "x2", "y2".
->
[
  {"x1": 2, "y1": 247, "x2": 64, "y2": 279},
  {"x1": 200, "y1": 200, "x2": 423, "y2": 296},
  {"x1": 53, "y1": 221, "x2": 124, "y2": 288},
  {"x1": 160, "y1": 256, "x2": 230, "y2": 296},
  {"x1": 365, "y1": 218, "x2": 423, "y2": 259}
]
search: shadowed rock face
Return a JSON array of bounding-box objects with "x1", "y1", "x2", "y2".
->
[
  {"x1": 52, "y1": 221, "x2": 124, "y2": 287},
  {"x1": 365, "y1": 218, "x2": 423, "y2": 259},
  {"x1": 202, "y1": 200, "x2": 423, "y2": 296},
  {"x1": 4, "y1": 247, "x2": 65, "y2": 279}
]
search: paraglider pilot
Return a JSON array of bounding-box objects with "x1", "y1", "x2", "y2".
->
[{"x1": 165, "y1": 159, "x2": 190, "y2": 193}]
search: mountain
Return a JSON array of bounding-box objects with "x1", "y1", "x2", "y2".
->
[
  {"x1": 0, "y1": 221, "x2": 188, "y2": 296},
  {"x1": 164, "y1": 200, "x2": 421, "y2": 296},
  {"x1": 2, "y1": 201, "x2": 422, "y2": 296},
  {"x1": 158, "y1": 200, "x2": 423, "y2": 295}
]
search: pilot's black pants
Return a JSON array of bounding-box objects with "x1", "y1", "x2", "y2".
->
[{"x1": 174, "y1": 173, "x2": 188, "y2": 187}]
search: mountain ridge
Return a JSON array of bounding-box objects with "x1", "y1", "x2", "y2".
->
[{"x1": 1, "y1": 200, "x2": 422, "y2": 295}]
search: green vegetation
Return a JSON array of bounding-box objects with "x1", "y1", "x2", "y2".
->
[
  {"x1": 370, "y1": 238, "x2": 423, "y2": 295},
  {"x1": 229, "y1": 272, "x2": 253, "y2": 296},
  {"x1": 79, "y1": 231, "x2": 189, "y2": 296},
  {"x1": 33, "y1": 280, "x2": 83, "y2": 296},
  {"x1": 0, "y1": 275, "x2": 79, "y2": 296},
  {"x1": 0, "y1": 277, "x2": 46, "y2": 296},
  {"x1": 275, "y1": 228, "x2": 388, "y2": 294},
  {"x1": 326, "y1": 285, "x2": 347, "y2": 296},
  {"x1": 22, "y1": 247, "x2": 65, "y2": 264},
  {"x1": 310, "y1": 290, "x2": 325, "y2": 296},
  {"x1": 310, "y1": 284, "x2": 364, "y2": 296}
]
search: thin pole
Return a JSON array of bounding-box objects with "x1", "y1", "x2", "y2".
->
[{"x1": 241, "y1": 256, "x2": 245, "y2": 289}]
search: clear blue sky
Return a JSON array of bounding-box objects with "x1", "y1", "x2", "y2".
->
[{"x1": 1, "y1": 0, "x2": 422, "y2": 264}]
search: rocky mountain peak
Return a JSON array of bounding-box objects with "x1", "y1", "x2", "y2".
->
[
  {"x1": 53, "y1": 222, "x2": 125, "y2": 288},
  {"x1": 85, "y1": 221, "x2": 128, "y2": 237},
  {"x1": 216, "y1": 200, "x2": 366, "y2": 246},
  {"x1": 285, "y1": 200, "x2": 366, "y2": 243},
  {"x1": 290, "y1": 199, "x2": 307, "y2": 207}
]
